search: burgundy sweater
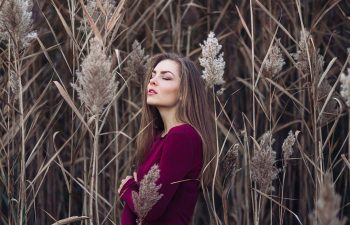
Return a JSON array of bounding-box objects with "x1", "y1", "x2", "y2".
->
[{"x1": 118, "y1": 124, "x2": 203, "y2": 225}]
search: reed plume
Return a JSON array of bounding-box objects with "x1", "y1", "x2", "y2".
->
[
  {"x1": 199, "y1": 31, "x2": 226, "y2": 89},
  {"x1": 124, "y1": 40, "x2": 149, "y2": 82},
  {"x1": 293, "y1": 30, "x2": 339, "y2": 125},
  {"x1": 0, "y1": 0, "x2": 36, "y2": 94},
  {"x1": 222, "y1": 144, "x2": 239, "y2": 178},
  {"x1": 0, "y1": 0, "x2": 37, "y2": 48},
  {"x1": 132, "y1": 164, "x2": 163, "y2": 225},
  {"x1": 340, "y1": 68, "x2": 350, "y2": 107},
  {"x1": 282, "y1": 130, "x2": 299, "y2": 167},
  {"x1": 250, "y1": 131, "x2": 279, "y2": 192},
  {"x1": 71, "y1": 37, "x2": 118, "y2": 115},
  {"x1": 262, "y1": 40, "x2": 285, "y2": 78},
  {"x1": 309, "y1": 174, "x2": 347, "y2": 225},
  {"x1": 292, "y1": 30, "x2": 324, "y2": 77},
  {"x1": 79, "y1": 0, "x2": 116, "y2": 32}
]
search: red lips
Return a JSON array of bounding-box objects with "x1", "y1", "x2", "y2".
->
[{"x1": 148, "y1": 89, "x2": 158, "y2": 94}]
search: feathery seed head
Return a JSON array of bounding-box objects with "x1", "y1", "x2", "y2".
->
[
  {"x1": 0, "y1": 0, "x2": 37, "y2": 48},
  {"x1": 282, "y1": 130, "x2": 299, "y2": 166},
  {"x1": 292, "y1": 30, "x2": 324, "y2": 77},
  {"x1": 79, "y1": 0, "x2": 116, "y2": 32},
  {"x1": 199, "y1": 31, "x2": 226, "y2": 88},
  {"x1": 262, "y1": 40, "x2": 285, "y2": 78},
  {"x1": 124, "y1": 40, "x2": 149, "y2": 81},
  {"x1": 250, "y1": 131, "x2": 279, "y2": 192},
  {"x1": 309, "y1": 174, "x2": 347, "y2": 225},
  {"x1": 132, "y1": 164, "x2": 163, "y2": 223},
  {"x1": 71, "y1": 37, "x2": 118, "y2": 115},
  {"x1": 340, "y1": 68, "x2": 350, "y2": 107},
  {"x1": 223, "y1": 144, "x2": 239, "y2": 177}
]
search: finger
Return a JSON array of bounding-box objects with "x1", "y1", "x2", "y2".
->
[{"x1": 133, "y1": 172, "x2": 137, "y2": 182}]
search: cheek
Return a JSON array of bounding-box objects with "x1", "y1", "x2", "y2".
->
[{"x1": 164, "y1": 84, "x2": 180, "y2": 98}]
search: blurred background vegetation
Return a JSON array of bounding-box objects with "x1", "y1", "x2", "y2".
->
[{"x1": 1, "y1": 0, "x2": 350, "y2": 224}]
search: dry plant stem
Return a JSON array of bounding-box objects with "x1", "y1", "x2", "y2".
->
[
  {"x1": 249, "y1": 0, "x2": 258, "y2": 224},
  {"x1": 279, "y1": 169, "x2": 287, "y2": 225},
  {"x1": 211, "y1": 87, "x2": 220, "y2": 225},
  {"x1": 68, "y1": 0, "x2": 77, "y2": 218},
  {"x1": 89, "y1": 115, "x2": 100, "y2": 225},
  {"x1": 19, "y1": 78, "x2": 26, "y2": 225},
  {"x1": 348, "y1": 109, "x2": 350, "y2": 162},
  {"x1": 83, "y1": 141, "x2": 88, "y2": 225},
  {"x1": 95, "y1": 116, "x2": 100, "y2": 225},
  {"x1": 12, "y1": 40, "x2": 27, "y2": 225},
  {"x1": 113, "y1": 99, "x2": 119, "y2": 223}
]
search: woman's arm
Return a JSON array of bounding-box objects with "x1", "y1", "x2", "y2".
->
[
  {"x1": 119, "y1": 132, "x2": 201, "y2": 221},
  {"x1": 121, "y1": 203, "x2": 137, "y2": 225}
]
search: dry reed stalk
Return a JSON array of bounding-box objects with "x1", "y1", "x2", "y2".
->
[
  {"x1": 71, "y1": 36, "x2": 117, "y2": 225},
  {"x1": 250, "y1": 131, "x2": 278, "y2": 193},
  {"x1": 199, "y1": 31, "x2": 226, "y2": 225},
  {"x1": 0, "y1": 1, "x2": 36, "y2": 225},
  {"x1": 250, "y1": 131, "x2": 279, "y2": 225},
  {"x1": 280, "y1": 130, "x2": 299, "y2": 224}
]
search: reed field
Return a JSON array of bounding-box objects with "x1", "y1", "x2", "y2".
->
[{"x1": 1, "y1": 0, "x2": 350, "y2": 224}]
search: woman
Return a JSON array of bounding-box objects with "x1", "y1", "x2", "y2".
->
[{"x1": 117, "y1": 53, "x2": 221, "y2": 225}]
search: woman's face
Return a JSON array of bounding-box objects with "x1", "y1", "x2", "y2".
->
[{"x1": 146, "y1": 59, "x2": 181, "y2": 109}]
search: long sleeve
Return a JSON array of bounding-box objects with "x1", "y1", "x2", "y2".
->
[
  {"x1": 119, "y1": 177, "x2": 139, "y2": 213},
  {"x1": 119, "y1": 132, "x2": 199, "y2": 221},
  {"x1": 121, "y1": 204, "x2": 137, "y2": 225}
]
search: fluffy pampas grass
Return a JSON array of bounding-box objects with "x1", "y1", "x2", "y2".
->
[
  {"x1": 250, "y1": 131, "x2": 279, "y2": 192},
  {"x1": 132, "y1": 164, "x2": 163, "y2": 225},
  {"x1": 309, "y1": 174, "x2": 347, "y2": 225},
  {"x1": 0, "y1": 0, "x2": 37, "y2": 48},
  {"x1": 199, "y1": 31, "x2": 225, "y2": 88},
  {"x1": 71, "y1": 37, "x2": 118, "y2": 115}
]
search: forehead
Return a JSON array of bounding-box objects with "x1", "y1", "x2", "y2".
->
[{"x1": 153, "y1": 59, "x2": 180, "y2": 75}]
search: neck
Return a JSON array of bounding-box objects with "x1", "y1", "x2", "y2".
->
[{"x1": 157, "y1": 106, "x2": 183, "y2": 134}]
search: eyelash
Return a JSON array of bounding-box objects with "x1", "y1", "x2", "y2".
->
[{"x1": 150, "y1": 75, "x2": 171, "y2": 80}]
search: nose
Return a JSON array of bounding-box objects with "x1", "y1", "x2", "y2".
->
[{"x1": 149, "y1": 75, "x2": 158, "y2": 85}]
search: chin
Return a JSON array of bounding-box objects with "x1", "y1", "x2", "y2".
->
[{"x1": 146, "y1": 100, "x2": 158, "y2": 106}]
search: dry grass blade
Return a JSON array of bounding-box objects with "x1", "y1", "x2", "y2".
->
[
  {"x1": 53, "y1": 81, "x2": 93, "y2": 136},
  {"x1": 51, "y1": 216, "x2": 89, "y2": 225},
  {"x1": 235, "y1": 5, "x2": 252, "y2": 40},
  {"x1": 50, "y1": 0, "x2": 76, "y2": 47},
  {"x1": 253, "y1": 188, "x2": 303, "y2": 225},
  {"x1": 36, "y1": 36, "x2": 65, "y2": 85},
  {"x1": 78, "y1": 0, "x2": 103, "y2": 42},
  {"x1": 341, "y1": 154, "x2": 350, "y2": 170},
  {"x1": 311, "y1": 0, "x2": 342, "y2": 29},
  {"x1": 105, "y1": 0, "x2": 126, "y2": 35},
  {"x1": 26, "y1": 100, "x2": 63, "y2": 167},
  {"x1": 317, "y1": 51, "x2": 350, "y2": 122},
  {"x1": 265, "y1": 77, "x2": 310, "y2": 113},
  {"x1": 255, "y1": 0, "x2": 297, "y2": 44},
  {"x1": 318, "y1": 57, "x2": 337, "y2": 87}
]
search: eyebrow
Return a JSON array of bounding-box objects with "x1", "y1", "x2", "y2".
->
[{"x1": 152, "y1": 70, "x2": 175, "y2": 77}]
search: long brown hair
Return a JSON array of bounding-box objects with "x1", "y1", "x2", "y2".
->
[{"x1": 135, "y1": 53, "x2": 222, "y2": 191}]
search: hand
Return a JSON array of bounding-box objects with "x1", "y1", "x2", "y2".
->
[
  {"x1": 133, "y1": 171, "x2": 137, "y2": 182},
  {"x1": 118, "y1": 175, "x2": 133, "y2": 195}
]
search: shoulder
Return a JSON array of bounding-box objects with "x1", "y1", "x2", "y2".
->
[
  {"x1": 171, "y1": 123, "x2": 200, "y2": 137},
  {"x1": 166, "y1": 124, "x2": 202, "y2": 148}
]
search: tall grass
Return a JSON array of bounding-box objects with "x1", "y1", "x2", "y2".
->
[{"x1": 0, "y1": 0, "x2": 349, "y2": 224}]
